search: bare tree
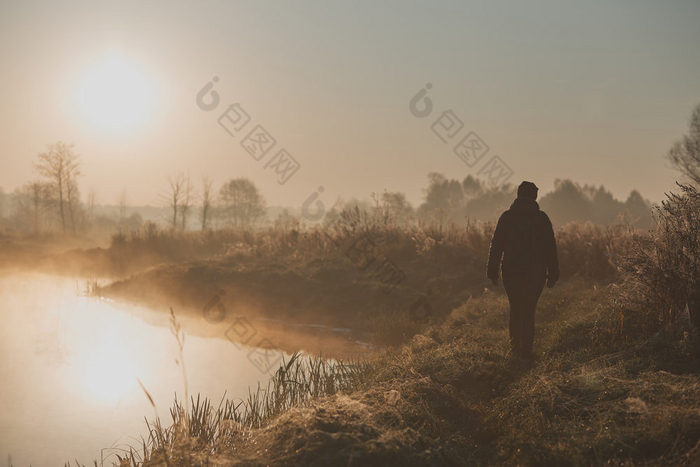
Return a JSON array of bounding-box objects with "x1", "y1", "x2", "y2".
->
[
  {"x1": 86, "y1": 190, "x2": 96, "y2": 228},
  {"x1": 35, "y1": 142, "x2": 80, "y2": 234},
  {"x1": 200, "y1": 178, "x2": 213, "y2": 231},
  {"x1": 65, "y1": 176, "x2": 81, "y2": 233},
  {"x1": 180, "y1": 175, "x2": 193, "y2": 231},
  {"x1": 668, "y1": 103, "x2": 700, "y2": 186},
  {"x1": 219, "y1": 178, "x2": 266, "y2": 227},
  {"x1": 11, "y1": 182, "x2": 51, "y2": 234},
  {"x1": 31, "y1": 183, "x2": 42, "y2": 234},
  {"x1": 167, "y1": 173, "x2": 185, "y2": 229},
  {"x1": 379, "y1": 191, "x2": 414, "y2": 226},
  {"x1": 118, "y1": 189, "x2": 128, "y2": 224}
]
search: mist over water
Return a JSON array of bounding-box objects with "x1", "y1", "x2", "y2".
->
[
  {"x1": 0, "y1": 273, "x2": 280, "y2": 465},
  {"x1": 0, "y1": 0, "x2": 697, "y2": 464}
]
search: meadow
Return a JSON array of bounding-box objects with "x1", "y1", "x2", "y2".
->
[{"x1": 44, "y1": 183, "x2": 699, "y2": 465}]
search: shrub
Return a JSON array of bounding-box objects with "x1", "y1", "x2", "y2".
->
[{"x1": 619, "y1": 183, "x2": 699, "y2": 332}]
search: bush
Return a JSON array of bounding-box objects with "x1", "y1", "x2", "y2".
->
[{"x1": 619, "y1": 183, "x2": 699, "y2": 332}]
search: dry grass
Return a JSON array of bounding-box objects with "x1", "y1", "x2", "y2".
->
[
  {"x1": 86, "y1": 276, "x2": 700, "y2": 466},
  {"x1": 66, "y1": 207, "x2": 644, "y2": 283},
  {"x1": 66, "y1": 198, "x2": 700, "y2": 465},
  {"x1": 617, "y1": 183, "x2": 700, "y2": 332},
  {"x1": 134, "y1": 351, "x2": 371, "y2": 466}
]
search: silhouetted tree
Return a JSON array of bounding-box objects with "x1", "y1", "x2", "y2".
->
[
  {"x1": 419, "y1": 173, "x2": 465, "y2": 223},
  {"x1": 167, "y1": 173, "x2": 185, "y2": 229},
  {"x1": 218, "y1": 178, "x2": 266, "y2": 227},
  {"x1": 462, "y1": 175, "x2": 485, "y2": 199},
  {"x1": 624, "y1": 190, "x2": 653, "y2": 229},
  {"x1": 274, "y1": 208, "x2": 300, "y2": 232},
  {"x1": 464, "y1": 184, "x2": 514, "y2": 221},
  {"x1": 30, "y1": 183, "x2": 45, "y2": 233},
  {"x1": 179, "y1": 174, "x2": 193, "y2": 231},
  {"x1": 35, "y1": 142, "x2": 81, "y2": 233},
  {"x1": 200, "y1": 178, "x2": 213, "y2": 231},
  {"x1": 86, "y1": 190, "x2": 96, "y2": 228},
  {"x1": 377, "y1": 191, "x2": 413, "y2": 225},
  {"x1": 118, "y1": 189, "x2": 128, "y2": 225},
  {"x1": 539, "y1": 179, "x2": 592, "y2": 226},
  {"x1": 589, "y1": 186, "x2": 622, "y2": 225},
  {"x1": 11, "y1": 182, "x2": 52, "y2": 233},
  {"x1": 65, "y1": 177, "x2": 80, "y2": 232},
  {"x1": 668, "y1": 103, "x2": 700, "y2": 185}
]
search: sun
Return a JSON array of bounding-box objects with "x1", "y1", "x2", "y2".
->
[
  {"x1": 76, "y1": 53, "x2": 156, "y2": 134},
  {"x1": 79, "y1": 341, "x2": 139, "y2": 403},
  {"x1": 69, "y1": 298, "x2": 145, "y2": 404}
]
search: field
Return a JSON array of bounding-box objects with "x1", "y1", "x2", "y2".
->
[
  {"x1": 28, "y1": 185, "x2": 692, "y2": 465},
  {"x1": 3, "y1": 3, "x2": 700, "y2": 465}
]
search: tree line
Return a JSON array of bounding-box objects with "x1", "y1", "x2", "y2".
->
[
  {"x1": 0, "y1": 102, "x2": 698, "y2": 235},
  {"x1": 164, "y1": 173, "x2": 266, "y2": 231},
  {"x1": 0, "y1": 152, "x2": 666, "y2": 235},
  {"x1": 4, "y1": 142, "x2": 83, "y2": 234},
  {"x1": 0, "y1": 142, "x2": 269, "y2": 235}
]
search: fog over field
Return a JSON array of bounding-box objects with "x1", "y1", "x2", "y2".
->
[{"x1": 1, "y1": 1, "x2": 699, "y2": 466}]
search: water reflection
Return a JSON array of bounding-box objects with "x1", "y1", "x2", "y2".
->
[{"x1": 0, "y1": 273, "x2": 283, "y2": 465}]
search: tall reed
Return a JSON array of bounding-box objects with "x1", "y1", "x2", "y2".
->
[{"x1": 138, "y1": 352, "x2": 370, "y2": 464}]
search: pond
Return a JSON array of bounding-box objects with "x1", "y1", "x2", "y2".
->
[{"x1": 0, "y1": 273, "x2": 301, "y2": 465}]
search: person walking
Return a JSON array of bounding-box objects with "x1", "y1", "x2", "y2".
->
[{"x1": 487, "y1": 181, "x2": 559, "y2": 366}]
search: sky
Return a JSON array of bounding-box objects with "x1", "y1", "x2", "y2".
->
[{"x1": 1, "y1": 0, "x2": 699, "y2": 209}]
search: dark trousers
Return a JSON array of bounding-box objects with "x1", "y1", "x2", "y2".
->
[{"x1": 503, "y1": 273, "x2": 545, "y2": 358}]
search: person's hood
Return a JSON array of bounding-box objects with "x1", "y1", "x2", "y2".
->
[{"x1": 510, "y1": 197, "x2": 540, "y2": 211}]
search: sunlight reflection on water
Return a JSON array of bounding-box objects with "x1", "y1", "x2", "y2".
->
[{"x1": 0, "y1": 273, "x2": 282, "y2": 466}]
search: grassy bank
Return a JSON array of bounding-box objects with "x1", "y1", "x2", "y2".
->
[
  {"x1": 96, "y1": 278, "x2": 699, "y2": 466},
  {"x1": 64, "y1": 191, "x2": 698, "y2": 465},
  {"x1": 91, "y1": 221, "x2": 635, "y2": 346}
]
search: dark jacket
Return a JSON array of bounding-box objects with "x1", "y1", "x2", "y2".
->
[{"x1": 486, "y1": 198, "x2": 559, "y2": 281}]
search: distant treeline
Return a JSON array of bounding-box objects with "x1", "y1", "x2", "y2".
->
[
  {"x1": 0, "y1": 168, "x2": 654, "y2": 237},
  {"x1": 3, "y1": 102, "x2": 699, "y2": 237},
  {"x1": 316, "y1": 174, "x2": 653, "y2": 230},
  {"x1": 414, "y1": 174, "x2": 653, "y2": 228}
]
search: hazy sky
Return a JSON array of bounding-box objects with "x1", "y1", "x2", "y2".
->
[{"x1": 1, "y1": 0, "x2": 699, "y2": 209}]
